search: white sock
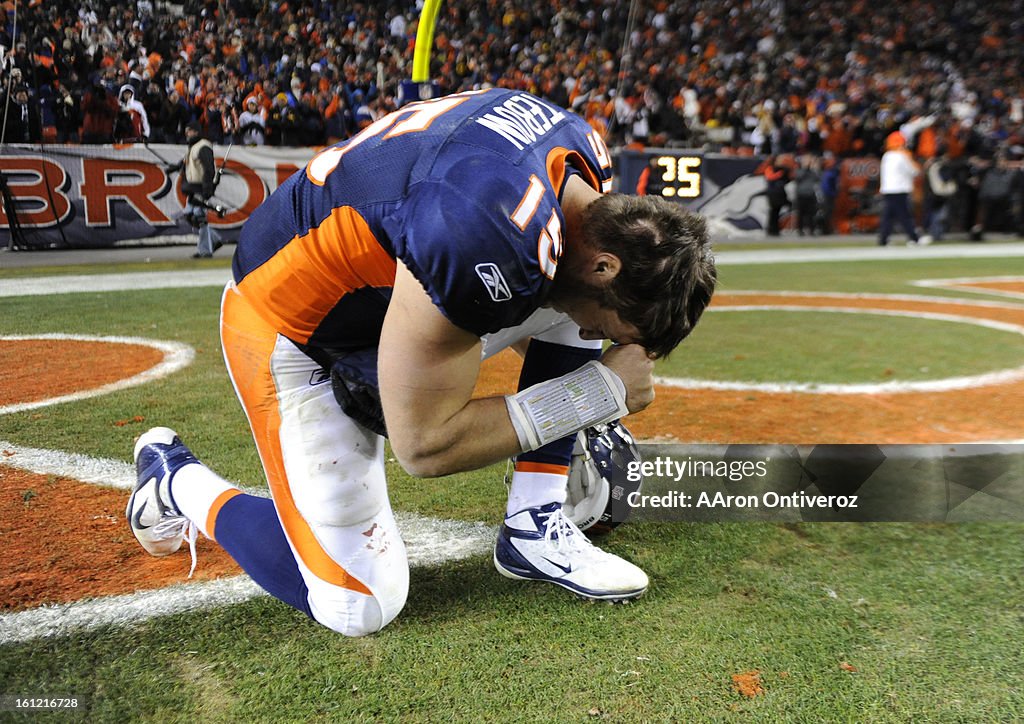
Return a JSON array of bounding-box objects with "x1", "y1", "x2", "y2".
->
[
  {"x1": 169, "y1": 463, "x2": 242, "y2": 541},
  {"x1": 506, "y1": 468, "x2": 568, "y2": 516}
]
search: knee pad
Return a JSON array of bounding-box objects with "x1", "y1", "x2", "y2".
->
[
  {"x1": 311, "y1": 591, "x2": 383, "y2": 637},
  {"x1": 307, "y1": 559, "x2": 410, "y2": 637}
]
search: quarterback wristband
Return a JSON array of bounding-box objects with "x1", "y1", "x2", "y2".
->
[{"x1": 504, "y1": 361, "x2": 629, "y2": 452}]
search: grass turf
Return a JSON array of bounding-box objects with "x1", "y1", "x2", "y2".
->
[
  {"x1": 0, "y1": 523, "x2": 1020, "y2": 721},
  {"x1": 660, "y1": 309, "x2": 1024, "y2": 384},
  {"x1": 1, "y1": 253, "x2": 1023, "y2": 720}
]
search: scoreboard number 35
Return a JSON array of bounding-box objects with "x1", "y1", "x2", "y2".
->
[{"x1": 654, "y1": 155, "x2": 702, "y2": 198}]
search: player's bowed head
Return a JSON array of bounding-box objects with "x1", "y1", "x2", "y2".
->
[{"x1": 551, "y1": 181, "x2": 717, "y2": 361}]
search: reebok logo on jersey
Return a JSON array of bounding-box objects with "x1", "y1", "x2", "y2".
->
[
  {"x1": 475, "y1": 263, "x2": 512, "y2": 302},
  {"x1": 309, "y1": 369, "x2": 331, "y2": 386}
]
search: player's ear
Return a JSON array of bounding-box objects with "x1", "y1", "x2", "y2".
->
[{"x1": 586, "y1": 252, "x2": 622, "y2": 286}]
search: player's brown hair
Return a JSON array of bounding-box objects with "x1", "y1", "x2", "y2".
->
[{"x1": 581, "y1": 194, "x2": 716, "y2": 358}]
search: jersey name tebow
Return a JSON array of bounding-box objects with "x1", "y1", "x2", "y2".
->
[{"x1": 475, "y1": 93, "x2": 567, "y2": 151}]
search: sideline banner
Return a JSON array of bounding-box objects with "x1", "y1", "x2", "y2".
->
[
  {"x1": 0, "y1": 144, "x2": 317, "y2": 249},
  {"x1": 2, "y1": 143, "x2": 888, "y2": 249}
]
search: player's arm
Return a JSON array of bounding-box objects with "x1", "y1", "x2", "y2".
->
[
  {"x1": 380, "y1": 262, "x2": 655, "y2": 477},
  {"x1": 379, "y1": 260, "x2": 522, "y2": 477}
]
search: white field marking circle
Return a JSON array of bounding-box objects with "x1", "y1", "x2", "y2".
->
[
  {"x1": 912, "y1": 275, "x2": 1024, "y2": 302},
  {"x1": 724, "y1": 289, "x2": 1024, "y2": 310},
  {"x1": 0, "y1": 440, "x2": 497, "y2": 644},
  {"x1": 712, "y1": 242, "x2": 1024, "y2": 265},
  {"x1": 0, "y1": 334, "x2": 194, "y2": 415},
  {"x1": 655, "y1": 306, "x2": 1024, "y2": 394}
]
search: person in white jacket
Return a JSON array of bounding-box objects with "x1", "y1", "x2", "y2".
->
[
  {"x1": 877, "y1": 131, "x2": 921, "y2": 246},
  {"x1": 115, "y1": 84, "x2": 150, "y2": 141},
  {"x1": 237, "y1": 97, "x2": 266, "y2": 146}
]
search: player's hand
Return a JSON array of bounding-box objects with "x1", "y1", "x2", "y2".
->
[{"x1": 600, "y1": 344, "x2": 655, "y2": 413}]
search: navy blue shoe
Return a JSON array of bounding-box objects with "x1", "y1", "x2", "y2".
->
[
  {"x1": 494, "y1": 502, "x2": 648, "y2": 601},
  {"x1": 127, "y1": 427, "x2": 199, "y2": 572}
]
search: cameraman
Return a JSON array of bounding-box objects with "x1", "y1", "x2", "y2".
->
[{"x1": 167, "y1": 121, "x2": 225, "y2": 258}]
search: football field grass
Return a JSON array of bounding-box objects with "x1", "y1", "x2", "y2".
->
[{"x1": 1, "y1": 249, "x2": 1023, "y2": 720}]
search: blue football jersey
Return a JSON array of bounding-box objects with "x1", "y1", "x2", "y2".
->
[{"x1": 232, "y1": 88, "x2": 613, "y2": 360}]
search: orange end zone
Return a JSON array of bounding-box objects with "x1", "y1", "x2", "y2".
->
[
  {"x1": 0, "y1": 339, "x2": 164, "y2": 407},
  {"x1": 0, "y1": 465, "x2": 241, "y2": 612},
  {"x1": 955, "y1": 280, "x2": 1024, "y2": 295}
]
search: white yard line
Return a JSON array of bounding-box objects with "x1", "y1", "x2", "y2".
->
[
  {"x1": 0, "y1": 270, "x2": 232, "y2": 297},
  {"x1": 713, "y1": 243, "x2": 1024, "y2": 265},
  {"x1": 0, "y1": 442, "x2": 496, "y2": 644},
  {"x1": 723, "y1": 289, "x2": 1024, "y2": 310}
]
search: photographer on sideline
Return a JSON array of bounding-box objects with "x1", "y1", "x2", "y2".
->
[{"x1": 167, "y1": 121, "x2": 225, "y2": 258}]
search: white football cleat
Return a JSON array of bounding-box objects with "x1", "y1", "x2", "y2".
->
[
  {"x1": 494, "y1": 502, "x2": 648, "y2": 601},
  {"x1": 127, "y1": 427, "x2": 199, "y2": 575}
]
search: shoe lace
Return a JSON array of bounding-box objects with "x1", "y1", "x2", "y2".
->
[
  {"x1": 539, "y1": 507, "x2": 591, "y2": 556},
  {"x1": 153, "y1": 516, "x2": 200, "y2": 578}
]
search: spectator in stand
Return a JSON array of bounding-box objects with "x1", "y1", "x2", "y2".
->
[
  {"x1": 115, "y1": 84, "x2": 150, "y2": 142},
  {"x1": 297, "y1": 93, "x2": 326, "y2": 146},
  {"x1": 877, "y1": 132, "x2": 921, "y2": 246},
  {"x1": 3, "y1": 85, "x2": 42, "y2": 143},
  {"x1": 750, "y1": 111, "x2": 777, "y2": 155},
  {"x1": 221, "y1": 100, "x2": 239, "y2": 145},
  {"x1": 53, "y1": 83, "x2": 80, "y2": 143},
  {"x1": 80, "y1": 84, "x2": 118, "y2": 144},
  {"x1": 161, "y1": 90, "x2": 191, "y2": 144},
  {"x1": 35, "y1": 84, "x2": 58, "y2": 142},
  {"x1": 351, "y1": 90, "x2": 376, "y2": 131},
  {"x1": 266, "y1": 92, "x2": 299, "y2": 146},
  {"x1": 237, "y1": 97, "x2": 267, "y2": 146},
  {"x1": 142, "y1": 81, "x2": 166, "y2": 142},
  {"x1": 201, "y1": 96, "x2": 226, "y2": 144},
  {"x1": 4, "y1": 68, "x2": 24, "y2": 94},
  {"x1": 322, "y1": 88, "x2": 348, "y2": 144}
]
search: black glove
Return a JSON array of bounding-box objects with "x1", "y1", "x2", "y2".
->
[{"x1": 331, "y1": 360, "x2": 387, "y2": 437}]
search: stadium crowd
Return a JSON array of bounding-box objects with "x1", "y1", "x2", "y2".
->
[
  {"x1": 1, "y1": 0, "x2": 1023, "y2": 236},
  {"x1": 2, "y1": 1, "x2": 1024, "y2": 154},
  {"x1": 0, "y1": 0, "x2": 1021, "y2": 156}
]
